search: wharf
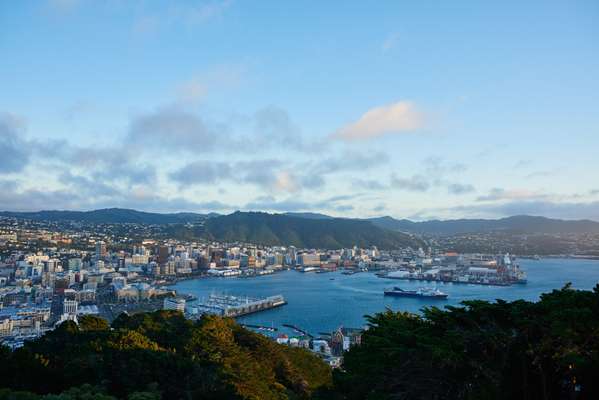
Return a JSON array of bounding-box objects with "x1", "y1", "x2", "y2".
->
[
  {"x1": 192, "y1": 293, "x2": 287, "y2": 318},
  {"x1": 381, "y1": 275, "x2": 513, "y2": 287}
]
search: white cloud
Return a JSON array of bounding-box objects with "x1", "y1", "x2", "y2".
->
[
  {"x1": 274, "y1": 171, "x2": 298, "y2": 193},
  {"x1": 334, "y1": 101, "x2": 423, "y2": 141}
]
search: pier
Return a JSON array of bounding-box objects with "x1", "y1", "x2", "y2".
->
[
  {"x1": 282, "y1": 323, "x2": 313, "y2": 338},
  {"x1": 240, "y1": 323, "x2": 278, "y2": 332},
  {"x1": 192, "y1": 293, "x2": 287, "y2": 318}
]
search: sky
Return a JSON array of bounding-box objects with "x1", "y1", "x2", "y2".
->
[{"x1": 1, "y1": 0, "x2": 599, "y2": 221}]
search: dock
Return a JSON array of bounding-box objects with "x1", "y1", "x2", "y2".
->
[
  {"x1": 282, "y1": 323, "x2": 313, "y2": 338},
  {"x1": 240, "y1": 323, "x2": 278, "y2": 332},
  {"x1": 192, "y1": 293, "x2": 287, "y2": 318}
]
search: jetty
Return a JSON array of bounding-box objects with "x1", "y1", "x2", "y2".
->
[{"x1": 192, "y1": 293, "x2": 287, "y2": 318}]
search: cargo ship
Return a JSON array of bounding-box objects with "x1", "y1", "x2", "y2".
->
[{"x1": 384, "y1": 286, "x2": 448, "y2": 299}]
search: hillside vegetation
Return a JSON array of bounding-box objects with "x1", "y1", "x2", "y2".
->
[
  {"x1": 0, "y1": 312, "x2": 331, "y2": 400},
  {"x1": 198, "y1": 212, "x2": 423, "y2": 249},
  {"x1": 331, "y1": 284, "x2": 599, "y2": 399}
]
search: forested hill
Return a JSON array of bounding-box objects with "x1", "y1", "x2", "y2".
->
[
  {"x1": 199, "y1": 211, "x2": 423, "y2": 249},
  {"x1": 0, "y1": 311, "x2": 332, "y2": 399}
]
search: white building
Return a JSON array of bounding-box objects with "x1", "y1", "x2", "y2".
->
[
  {"x1": 63, "y1": 299, "x2": 78, "y2": 315},
  {"x1": 163, "y1": 297, "x2": 186, "y2": 313}
]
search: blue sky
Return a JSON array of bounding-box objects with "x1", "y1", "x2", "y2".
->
[{"x1": 1, "y1": 0, "x2": 598, "y2": 220}]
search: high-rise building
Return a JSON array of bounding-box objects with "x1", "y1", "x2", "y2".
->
[
  {"x1": 95, "y1": 241, "x2": 107, "y2": 260},
  {"x1": 157, "y1": 245, "x2": 169, "y2": 264},
  {"x1": 68, "y1": 258, "x2": 82, "y2": 271}
]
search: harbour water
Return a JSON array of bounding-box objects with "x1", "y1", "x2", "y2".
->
[{"x1": 172, "y1": 258, "x2": 599, "y2": 335}]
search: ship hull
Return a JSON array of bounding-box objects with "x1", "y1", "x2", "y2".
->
[{"x1": 384, "y1": 291, "x2": 448, "y2": 299}]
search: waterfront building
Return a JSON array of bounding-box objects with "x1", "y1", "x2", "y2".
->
[
  {"x1": 297, "y1": 253, "x2": 321, "y2": 267},
  {"x1": 163, "y1": 297, "x2": 186, "y2": 313}
]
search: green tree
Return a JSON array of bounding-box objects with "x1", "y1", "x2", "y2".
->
[
  {"x1": 78, "y1": 316, "x2": 109, "y2": 332},
  {"x1": 334, "y1": 285, "x2": 599, "y2": 400}
]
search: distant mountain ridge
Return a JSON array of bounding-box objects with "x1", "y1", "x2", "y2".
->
[
  {"x1": 366, "y1": 215, "x2": 599, "y2": 234},
  {"x1": 2, "y1": 208, "x2": 598, "y2": 235},
  {"x1": 283, "y1": 212, "x2": 335, "y2": 220},
  {"x1": 0, "y1": 208, "x2": 216, "y2": 225}
]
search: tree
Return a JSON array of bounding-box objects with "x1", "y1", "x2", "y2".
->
[
  {"x1": 78, "y1": 315, "x2": 110, "y2": 332},
  {"x1": 0, "y1": 312, "x2": 331, "y2": 400},
  {"x1": 334, "y1": 285, "x2": 599, "y2": 400}
]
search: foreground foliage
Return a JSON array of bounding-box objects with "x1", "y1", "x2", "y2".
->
[
  {"x1": 333, "y1": 284, "x2": 599, "y2": 400},
  {"x1": 2, "y1": 286, "x2": 598, "y2": 399},
  {"x1": 0, "y1": 312, "x2": 331, "y2": 400}
]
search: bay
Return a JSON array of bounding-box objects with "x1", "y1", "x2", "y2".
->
[{"x1": 172, "y1": 258, "x2": 599, "y2": 335}]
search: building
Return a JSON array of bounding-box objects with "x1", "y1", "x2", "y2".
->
[
  {"x1": 163, "y1": 297, "x2": 185, "y2": 313},
  {"x1": 68, "y1": 258, "x2": 82, "y2": 271},
  {"x1": 95, "y1": 241, "x2": 107, "y2": 260},
  {"x1": 157, "y1": 246, "x2": 169, "y2": 265},
  {"x1": 63, "y1": 299, "x2": 78, "y2": 315},
  {"x1": 330, "y1": 327, "x2": 363, "y2": 356},
  {"x1": 297, "y1": 253, "x2": 321, "y2": 267}
]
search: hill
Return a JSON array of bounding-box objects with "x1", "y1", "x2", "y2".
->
[
  {"x1": 283, "y1": 212, "x2": 335, "y2": 220},
  {"x1": 3, "y1": 207, "x2": 597, "y2": 237},
  {"x1": 198, "y1": 211, "x2": 423, "y2": 249},
  {"x1": 367, "y1": 215, "x2": 599, "y2": 235},
  {"x1": 0, "y1": 311, "x2": 331, "y2": 399},
  {"x1": 0, "y1": 208, "x2": 215, "y2": 225}
]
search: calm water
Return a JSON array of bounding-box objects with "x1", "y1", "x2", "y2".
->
[{"x1": 172, "y1": 258, "x2": 599, "y2": 335}]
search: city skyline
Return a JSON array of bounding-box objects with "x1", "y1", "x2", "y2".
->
[{"x1": 1, "y1": 0, "x2": 599, "y2": 221}]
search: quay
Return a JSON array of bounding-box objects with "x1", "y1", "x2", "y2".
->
[
  {"x1": 380, "y1": 275, "x2": 512, "y2": 287},
  {"x1": 282, "y1": 323, "x2": 313, "y2": 338},
  {"x1": 240, "y1": 323, "x2": 278, "y2": 332}
]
